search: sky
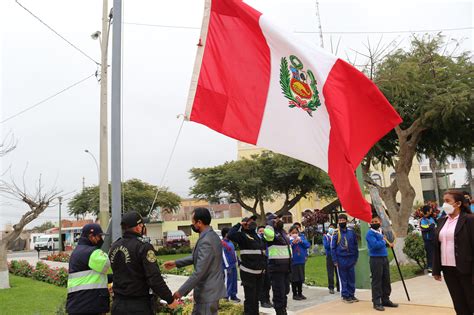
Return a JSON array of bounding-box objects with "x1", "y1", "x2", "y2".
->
[{"x1": 0, "y1": 0, "x2": 472, "y2": 228}]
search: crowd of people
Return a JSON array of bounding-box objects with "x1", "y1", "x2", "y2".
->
[{"x1": 63, "y1": 189, "x2": 474, "y2": 315}]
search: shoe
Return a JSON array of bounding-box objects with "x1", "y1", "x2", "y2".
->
[
  {"x1": 374, "y1": 305, "x2": 385, "y2": 311},
  {"x1": 230, "y1": 297, "x2": 241, "y2": 303},
  {"x1": 342, "y1": 297, "x2": 354, "y2": 303},
  {"x1": 382, "y1": 301, "x2": 398, "y2": 308},
  {"x1": 299, "y1": 294, "x2": 307, "y2": 300},
  {"x1": 350, "y1": 296, "x2": 359, "y2": 302},
  {"x1": 293, "y1": 295, "x2": 303, "y2": 300},
  {"x1": 329, "y1": 289, "x2": 335, "y2": 294},
  {"x1": 260, "y1": 301, "x2": 273, "y2": 308}
]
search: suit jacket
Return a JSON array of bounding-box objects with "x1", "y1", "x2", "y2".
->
[
  {"x1": 175, "y1": 227, "x2": 225, "y2": 303},
  {"x1": 432, "y1": 212, "x2": 474, "y2": 284}
]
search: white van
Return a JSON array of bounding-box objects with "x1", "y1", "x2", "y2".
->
[{"x1": 34, "y1": 234, "x2": 60, "y2": 251}]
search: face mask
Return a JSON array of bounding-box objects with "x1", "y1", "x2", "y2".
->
[
  {"x1": 275, "y1": 221, "x2": 284, "y2": 230},
  {"x1": 339, "y1": 222, "x2": 347, "y2": 229},
  {"x1": 442, "y1": 202, "x2": 455, "y2": 215},
  {"x1": 370, "y1": 223, "x2": 381, "y2": 230},
  {"x1": 191, "y1": 223, "x2": 200, "y2": 233},
  {"x1": 328, "y1": 227, "x2": 334, "y2": 235},
  {"x1": 247, "y1": 221, "x2": 258, "y2": 231},
  {"x1": 96, "y1": 238, "x2": 104, "y2": 248}
]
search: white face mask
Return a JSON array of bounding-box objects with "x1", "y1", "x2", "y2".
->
[{"x1": 442, "y1": 202, "x2": 455, "y2": 215}]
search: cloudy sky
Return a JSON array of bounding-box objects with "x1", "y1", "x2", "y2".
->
[{"x1": 0, "y1": 0, "x2": 472, "y2": 228}]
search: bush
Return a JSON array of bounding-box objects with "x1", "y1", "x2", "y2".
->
[
  {"x1": 8, "y1": 260, "x2": 33, "y2": 277},
  {"x1": 403, "y1": 233, "x2": 427, "y2": 269},
  {"x1": 155, "y1": 246, "x2": 192, "y2": 256},
  {"x1": 9, "y1": 260, "x2": 68, "y2": 288},
  {"x1": 46, "y1": 252, "x2": 70, "y2": 262}
]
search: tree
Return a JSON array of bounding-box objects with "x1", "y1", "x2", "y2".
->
[
  {"x1": 68, "y1": 179, "x2": 181, "y2": 218},
  {"x1": 32, "y1": 221, "x2": 55, "y2": 232},
  {"x1": 190, "y1": 151, "x2": 336, "y2": 223},
  {"x1": 0, "y1": 137, "x2": 62, "y2": 289},
  {"x1": 362, "y1": 35, "x2": 473, "y2": 262}
]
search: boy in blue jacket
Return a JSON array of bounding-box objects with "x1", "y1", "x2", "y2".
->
[
  {"x1": 289, "y1": 225, "x2": 310, "y2": 300},
  {"x1": 419, "y1": 206, "x2": 436, "y2": 272},
  {"x1": 331, "y1": 214, "x2": 359, "y2": 303},
  {"x1": 366, "y1": 216, "x2": 398, "y2": 311},
  {"x1": 221, "y1": 227, "x2": 240, "y2": 302},
  {"x1": 323, "y1": 223, "x2": 339, "y2": 294}
]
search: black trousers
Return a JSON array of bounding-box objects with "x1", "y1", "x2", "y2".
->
[
  {"x1": 240, "y1": 270, "x2": 264, "y2": 315},
  {"x1": 423, "y1": 239, "x2": 433, "y2": 269},
  {"x1": 326, "y1": 255, "x2": 339, "y2": 291},
  {"x1": 442, "y1": 266, "x2": 474, "y2": 315},
  {"x1": 270, "y1": 272, "x2": 290, "y2": 311},
  {"x1": 259, "y1": 270, "x2": 271, "y2": 303},
  {"x1": 369, "y1": 256, "x2": 392, "y2": 306},
  {"x1": 291, "y1": 281, "x2": 303, "y2": 296},
  {"x1": 111, "y1": 297, "x2": 153, "y2": 315}
]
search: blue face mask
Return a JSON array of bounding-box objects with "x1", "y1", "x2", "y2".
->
[
  {"x1": 471, "y1": 204, "x2": 474, "y2": 213},
  {"x1": 328, "y1": 227, "x2": 334, "y2": 235}
]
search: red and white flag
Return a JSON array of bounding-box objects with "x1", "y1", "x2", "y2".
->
[{"x1": 185, "y1": 0, "x2": 402, "y2": 222}]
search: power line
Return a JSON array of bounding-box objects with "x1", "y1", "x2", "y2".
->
[
  {"x1": 1, "y1": 73, "x2": 96, "y2": 124},
  {"x1": 15, "y1": 0, "x2": 100, "y2": 65},
  {"x1": 125, "y1": 21, "x2": 473, "y2": 35}
]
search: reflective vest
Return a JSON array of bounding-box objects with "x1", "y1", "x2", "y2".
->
[
  {"x1": 264, "y1": 226, "x2": 292, "y2": 273},
  {"x1": 66, "y1": 239, "x2": 112, "y2": 314}
]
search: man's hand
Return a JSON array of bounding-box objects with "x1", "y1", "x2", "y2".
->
[
  {"x1": 163, "y1": 261, "x2": 176, "y2": 270},
  {"x1": 433, "y1": 275, "x2": 442, "y2": 281},
  {"x1": 173, "y1": 291, "x2": 182, "y2": 300},
  {"x1": 168, "y1": 299, "x2": 179, "y2": 309},
  {"x1": 241, "y1": 221, "x2": 248, "y2": 229}
]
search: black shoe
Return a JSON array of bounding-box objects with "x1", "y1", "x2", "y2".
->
[
  {"x1": 374, "y1": 305, "x2": 385, "y2": 311},
  {"x1": 382, "y1": 301, "x2": 398, "y2": 308},
  {"x1": 299, "y1": 294, "x2": 307, "y2": 300},
  {"x1": 329, "y1": 289, "x2": 335, "y2": 294},
  {"x1": 260, "y1": 301, "x2": 273, "y2": 308},
  {"x1": 342, "y1": 297, "x2": 354, "y2": 303},
  {"x1": 293, "y1": 295, "x2": 303, "y2": 300},
  {"x1": 230, "y1": 297, "x2": 241, "y2": 303},
  {"x1": 275, "y1": 309, "x2": 287, "y2": 315},
  {"x1": 350, "y1": 296, "x2": 359, "y2": 302}
]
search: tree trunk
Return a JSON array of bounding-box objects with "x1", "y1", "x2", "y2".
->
[
  {"x1": 429, "y1": 155, "x2": 440, "y2": 203},
  {"x1": 0, "y1": 242, "x2": 9, "y2": 289}
]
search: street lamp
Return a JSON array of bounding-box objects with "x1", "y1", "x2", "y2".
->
[
  {"x1": 58, "y1": 196, "x2": 63, "y2": 252},
  {"x1": 84, "y1": 149, "x2": 99, "y2": 182}
]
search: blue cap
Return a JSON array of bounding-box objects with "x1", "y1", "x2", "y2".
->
[{"x1": 81, "y1": 223, "x2": 106, "y2": 237}]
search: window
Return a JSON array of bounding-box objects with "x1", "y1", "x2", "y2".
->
[
  {"x1": 421, "y1": 166, "x2": 429, "y2": 172},
  {"x1": 282, "y1": 213, "x2": 293, "y2": 224}
]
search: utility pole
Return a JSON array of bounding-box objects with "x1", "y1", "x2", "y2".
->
[
  {"x1": 315, "y1": 0, "x2": 324, "y2": 48},
  {"x1": 111, "y1": 0, "x2": 123, "y2": 242},
  {"x1": 99, "y1": 0, "x2": 111, "y2": 231},
  {"x1": 82, "y1": 177, "x2": 85, "y2": 191},
  {"x1": 58, "y1": 196, "x2": 63, "y2": 252}
]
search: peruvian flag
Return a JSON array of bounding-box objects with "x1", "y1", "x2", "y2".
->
[{"x1": 185, "y1": 0, "x2": 402, "y2": 222}]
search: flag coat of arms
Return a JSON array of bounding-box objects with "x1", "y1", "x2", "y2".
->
[{"x1": 185, "y1": 0, "x2": 402, "y2": 222}]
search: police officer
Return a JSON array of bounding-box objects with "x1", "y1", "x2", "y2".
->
[
  {"x1": 264, "y1": 213, "x2": 292, "y2": 315},
  {"x1": 66, "y1": 223, "x2": 111, "y2": 315},
  {"x1": 228, "y1": 215, "x2": 267, "y2": 315},
  {"x1": 109, "y1": 211, "x2": 178, "y2": 314}
]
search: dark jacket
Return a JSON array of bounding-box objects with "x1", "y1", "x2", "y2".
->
[
  {"x1": 228, "y1": 223, "x2": 267, "y2": 273},
  {"x1": 175, "y1": 227, "x2": 226, "y2": 303},
  {"x1": 109, "y1": 231, "x2": 173, "y2": 303},
  {"x1": 265, "y1": 227, "x2": 292, "y2": 273},
  {"x1": 432, "y1": 212, "x2": 474, "y2": 284},
  {"x1": 66, "y1": 237, "x2": 110, "y2": 314}
]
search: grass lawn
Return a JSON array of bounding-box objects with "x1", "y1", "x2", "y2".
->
[
  {"x1": 304, "y1": 252, "x2": 424, "y2": 287},
  {"x1": 0, "y1": 275, "x2": 66, "y2": 315}
]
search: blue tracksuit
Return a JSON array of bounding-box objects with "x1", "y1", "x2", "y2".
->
[
  {"x1": 331, "y1": 228, "x2": 358, "y2": 299},
  {"x1": 290, "y1": 234, "x2": 310, "y2": 265},
  {"x1": 222, "y1": 239, "x2": 238, "y2": 299}
]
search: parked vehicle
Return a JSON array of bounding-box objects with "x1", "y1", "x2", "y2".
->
[
  {"x1": 34, "y1": 234, "x2": 59, "y2": 251},
  {"x1": 163, "y1": 230, "x2": 190, "y2": 248}
]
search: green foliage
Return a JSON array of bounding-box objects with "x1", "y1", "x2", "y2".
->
[
  {"x1": 190, "y1": 151, "x2": 335, "y2": 220},
  {"x1": 156, "y1": 246, "x2": 192, "y2": 256},
  {"x1": 33, "y1": 221, "x2": 55, "y2": 232},
  {"x1": 68, "y1": 178, "x2": 182, "y2": 217},
  {"x1": 46, "y1": 252, "x2": 70, "y2": 263},
  {"x1": 9, "y1": 260, "x2": 68, "y2": 287},
  {"x1": 403, "y1": 233, "x2": 427, "y2": 269}
]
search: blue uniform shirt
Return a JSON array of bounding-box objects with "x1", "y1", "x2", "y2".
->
[
  {"x1": 330, "y1": 228, "x2": 359, "y2": 266},
  {"x1": 366, "y1": 228, "x2": 388, "y2": 257}
]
